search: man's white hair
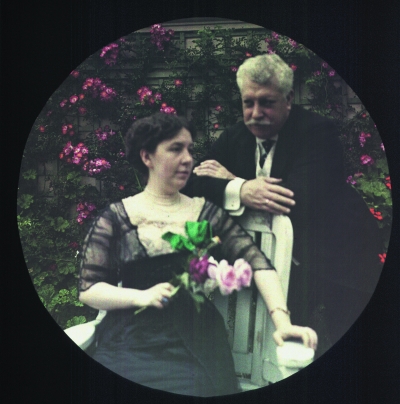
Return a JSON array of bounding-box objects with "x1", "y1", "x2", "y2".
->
[{"x1": 236, "y1": 54, "x2": 294, "y2": 96}]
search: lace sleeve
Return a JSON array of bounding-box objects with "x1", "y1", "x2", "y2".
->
[
  {"x1": 78, "y1": 207, "x2": 120, "y2": 292},
  {"x1": 199, "y1": 201, "x2": 274, "y2": 271}
]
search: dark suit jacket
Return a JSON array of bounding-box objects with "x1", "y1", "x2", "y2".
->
[{"x1": 183, "y1": 105, "x2": 382, "y2": 296}]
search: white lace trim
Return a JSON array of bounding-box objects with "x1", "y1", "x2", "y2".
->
[{"x1": 122, "y1": 193, "x2": 205, "y2": 256}]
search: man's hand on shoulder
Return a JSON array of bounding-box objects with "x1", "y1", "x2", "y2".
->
[
  {"x1": 193, "y1": 160, "x2": 236, "y2": 180},
  {"x1": 240, "y1": 177, "x2": 295, "y2": 215}
]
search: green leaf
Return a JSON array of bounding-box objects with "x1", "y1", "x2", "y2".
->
[
  {"x1": 180, "y1": 272, "x2": 190, "y2": 289},
  {"x1": 37, "y1": 283, "x2": 55, "y2": 304},
  {"x1": 66, "y1": 171, "x2": 81, "y2": 182},
  {"x1": 58, "y1": 261, "x2": 77, "y2": 274},
  {"x1": 65, "y1": 316, "x2": 87, "y2": 328},
  {"x1": 17, "y1": 194, "x2": 34, "y2": 209},
  {"x1": 22, "y1": 169, "x2": 37, "y2": 180},
  {"x1": 188, "y1": 290, "x2": 205, "y2": 313},
  {"x1": 170, "y1": 284, "x2": 182, "y2": 297},
  {"x1": 191, "y1": 292, "x2": 205, "y2": 304},
  {"x1": 33, "y1": 271, "x2": 51, "y2": 287},
  {"x1": 51, "y1": 217, "x2": 70, "y2": 232},
  {"x1": 375, "y1": 158, "x2": 389, "y2": 173}
]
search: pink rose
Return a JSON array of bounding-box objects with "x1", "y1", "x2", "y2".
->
[
  {"x1": 86, "y1": 203, "x2": 96, "y2": 211},
  {"x1": 216, "y1": 260, "x2": 238, "y2": 295},
  {"x1": 63, "y1": 141, "x2": 74, "y2": 155},
  {"x1": 346, "y1": 176, "x2": 356, "y2": 185},
  {"x1": 233, "y1": 259, "x2": 252, "y2": 289},
  {"x1": 207, "y1": 257, "x2": 219, "y2": 279},
  {"x1": 68, "y1": 241, "x2": 79, "y2": 249},
  {"x1": 360, "y1": 154, "x2": 374, "y2": 166},
  {"x1": 189, "y1": 255, "x2": 210, "y2": 284},
  {"x1": 69, "y1": 95, "x2": 79, "y2": 104}
]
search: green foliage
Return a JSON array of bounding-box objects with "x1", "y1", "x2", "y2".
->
[
  {"x1": 66, "y1": 316, "x2": 87, "y2": 328},
  {"x1": 17, "y1": 194, "x2": 34, "y2": 210},
  {"x1": 22, "y1": 169, "x2": 37, "y2": 180},
  {"x1": 18, "y1": 24, "x2": 391, "y2": 329}
]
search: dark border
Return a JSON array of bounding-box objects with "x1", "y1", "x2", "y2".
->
[{"x1": 3, "y1": 1, "x2": 399, "y2": 403}]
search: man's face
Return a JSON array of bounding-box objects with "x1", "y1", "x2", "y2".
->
[{"x1": 241, "y1": 78, "x2": 294, "y2": 139}]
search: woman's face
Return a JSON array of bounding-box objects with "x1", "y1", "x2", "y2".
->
[{"x1": 145, "y1": 128, "x2": 194, "y2": 193}]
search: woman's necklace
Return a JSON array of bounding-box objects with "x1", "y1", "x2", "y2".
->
[{"x1": 143, "y1": 187, "x2": 183, "y2": 215}]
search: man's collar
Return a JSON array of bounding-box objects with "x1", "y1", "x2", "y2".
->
[{"x1": 255, "y1": 134, "x2": 278, "y2": 144}]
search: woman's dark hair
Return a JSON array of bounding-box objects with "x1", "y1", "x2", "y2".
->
[{"x1": 124, "y1": 113, "x2": 196, "y2": 174}]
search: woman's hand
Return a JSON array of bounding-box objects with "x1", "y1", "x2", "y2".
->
[
  {"x1": 273, "y1": 325, "x2": 318, "y2": 350},
  {"x1": 193, "y1": 160, "x2": 236, "y2": 180},
  {"x1": 137, "y1": 282, "x2": 175, "y2": 309}
]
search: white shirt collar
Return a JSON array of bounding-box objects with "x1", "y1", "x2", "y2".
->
[{"x1": 255, "y1": 134, "x2": 279, "y2": 145}]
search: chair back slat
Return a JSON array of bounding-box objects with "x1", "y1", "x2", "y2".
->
[
  {"x1": 232, "y1": 289, "x2": 253, "y2": 354},
  {"x1": 213, "y1": 211, "x2": 294, "y2": 387}
]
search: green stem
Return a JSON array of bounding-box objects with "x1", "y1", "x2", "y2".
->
[{"x1": 134, "y1": 169, "x2": 143, "y2": 191}]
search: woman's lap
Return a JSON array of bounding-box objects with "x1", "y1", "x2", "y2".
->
[{"x1": 93, "y1": 336, "x2": 217, "y2": 396}]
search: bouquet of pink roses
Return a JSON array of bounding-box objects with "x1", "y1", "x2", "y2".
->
[
  {"x1": 135, "y1": 220, "x2": 252, "y2": 314},
  {"x1": 163, "y1": 220, "x2": 253, "y2": 312}
]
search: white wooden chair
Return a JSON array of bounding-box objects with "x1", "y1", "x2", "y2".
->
[
  {"x1": 64, "y1": 211, "x2": 314, "y2": 391},
  {"x1": 213, "y1": 210, "x2": 314, "y2": 390}
]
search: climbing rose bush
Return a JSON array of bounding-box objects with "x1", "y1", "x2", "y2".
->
[{"x1": 17, "y1": 23, "x2": 391, "y2": 329}]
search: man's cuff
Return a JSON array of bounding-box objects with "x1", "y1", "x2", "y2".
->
[{"x1": 223, "y1": 177, "x2": 246, "y2": 216}]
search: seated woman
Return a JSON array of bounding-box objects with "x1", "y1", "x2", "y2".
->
[{"x1": 78, "y1": 113, "x2": 317, "y2": 397}]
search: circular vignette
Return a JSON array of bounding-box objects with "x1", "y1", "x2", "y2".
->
[{"x1": 16, "y1": 17, "x2": 392, "y2": 397}]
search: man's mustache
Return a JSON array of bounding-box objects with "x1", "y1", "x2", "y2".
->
[{"x1": 245, "y1": 119, "x2": 271, "y2": 126}]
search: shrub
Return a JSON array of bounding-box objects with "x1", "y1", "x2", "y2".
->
[{"x1": 17, "y1": 24, "x2": 391, "y2": 328}]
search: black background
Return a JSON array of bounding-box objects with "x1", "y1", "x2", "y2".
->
[{"x1": 3, "y1": 0, "x2": 399, "y2": 403}]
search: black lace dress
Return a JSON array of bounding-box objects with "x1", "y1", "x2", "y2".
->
[{"x1": 79, "y1": 198, "x2": 273, "y2": 397}]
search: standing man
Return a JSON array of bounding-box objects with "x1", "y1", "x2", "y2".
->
[{"x1": 183, "y1": 54, "x2": 382, "y2": 355}]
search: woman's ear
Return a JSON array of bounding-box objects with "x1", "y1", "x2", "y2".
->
[{"x1": 140, "y1": 149, "x2": 152, "y2": 169}]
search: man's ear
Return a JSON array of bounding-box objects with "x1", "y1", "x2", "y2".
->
[
  {"x1": 286, "y1": 89, "x2": 294, "y2": 109},
  {"x1": 140, "y1": 149, "x2": 152, "y2": 169}
]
